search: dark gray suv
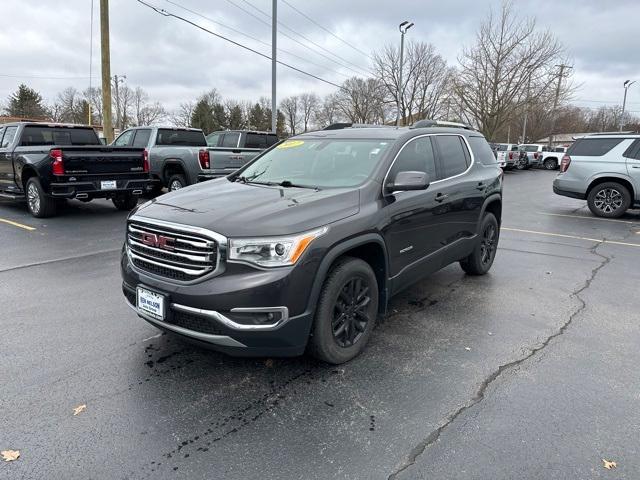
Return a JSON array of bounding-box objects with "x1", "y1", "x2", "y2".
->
[{"x1": 121, "y1": 123, "x2": 503, "y2": 363}]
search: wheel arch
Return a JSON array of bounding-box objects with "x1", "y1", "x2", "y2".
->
[
  {"x1": 20, "y1": 165, "x2": 40, "y2": 191},
  {"x1": 308, "y1": 234, "x2": 389, "y2": 317},
  {"x1": 587, "y1": 176, "x2": 635, "y2": 201},
  {"x1": 162, "y1": 160, "x2": 189, "y2": 186},
  {"x1": 478, "y1": 193, "x2": 502, "y2": 229}
]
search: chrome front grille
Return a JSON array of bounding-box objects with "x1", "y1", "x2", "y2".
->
[{"x1": 127, "y1": 220, "x2": 219, "y2": 282}]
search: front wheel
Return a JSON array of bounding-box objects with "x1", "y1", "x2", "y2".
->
[
  {"x1": 587, "y1": 182, "x2": 631, "y2": 218},
  {"x1": 460, "y1": 213, "x2": 499, "y2": 275},
  {"x1": 112, "y1": 194, "x2": 138, "y2": 211},
  {"x1": 543, "y1": 158, "x2": 558, "y2": 170},
  {"x1": 26, "y1": 177, "x2": 57, "y2": 218},
  {"x1": 308, "y1": 257, "x2": 378, "y2": 364}
]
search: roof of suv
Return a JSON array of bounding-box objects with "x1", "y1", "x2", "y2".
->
[{"x1": 295, "y1": 126, "x2": 482, "y2": 140}]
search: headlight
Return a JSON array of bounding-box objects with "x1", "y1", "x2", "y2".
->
[{"x1": 228, "y1": 227, "x2": 328, "y2": 267}]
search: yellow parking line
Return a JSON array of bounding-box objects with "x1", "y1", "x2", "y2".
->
[
  {"x1": 537, "y1": 212, "x2": 637, "y2": 224},
  {"x1": 0, "y1": 218, "x2": 36, "y2": 231},
  {"x1": 502, "y1": 227, "x2": 640, "y2": 248}
]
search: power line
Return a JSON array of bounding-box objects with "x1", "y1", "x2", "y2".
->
[
  {"x1": 136, "y1": 0, "x2": 343, "y2": 89},
  {"x1": 0, "y1": 74, "x2": 96, "y2": 80},
  {"x1": 226, "y1": 0, "x2": 372, "y2": 77},
  {"x1": 163, "y1": 0, "x2": 350, "y2": 79},
  {"x1": 280, "y1": 0, "x2": 373, "y2": 61}
]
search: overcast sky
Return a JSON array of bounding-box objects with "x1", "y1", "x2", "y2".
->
[{"x1": 2, "y1": 0, "x2": 640, "y2": 115}]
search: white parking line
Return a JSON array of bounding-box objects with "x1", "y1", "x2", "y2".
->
[
  {"x1": 537, "y1": 212, "x2": 637, "y2": 224},
  {"x1": 502, "y1": 227, "x2": 640, "y2": 248},
  {"x1": 0, "y1": 218, "x2": 36, "y2": 231}
]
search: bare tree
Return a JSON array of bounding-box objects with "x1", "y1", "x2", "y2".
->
[
  {"x1": 299, "y1": 92, "x2": 320, "y2": 132},
  {"x1": 132, "y1": 87, "x2": 166, "y2": 126},
  {"x1": 172, "y1": 101, "x2": 195, "y2": 128},
  {"x1": 280, "y1": 96, "x2": 300, "y2": 135},
  {"x1": 373, "y1": 41, "x2": 450, "y2": 125},
  {"x1": 314, "y1": 93, "x2": 342, "y2": 128},
  {"x1": 335, "y1": 77, "x2": 385, "y2": 124},
  {"x1": 453, "y1": 1, "x2": 569, "y2": 139}
]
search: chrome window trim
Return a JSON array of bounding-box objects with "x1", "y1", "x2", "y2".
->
[
  {"x1": 382, "y1": 133, "x2": 476, "y2": 197},
  {"x1": 127, "y1": 215, "x2": 228, "y2": 285}
]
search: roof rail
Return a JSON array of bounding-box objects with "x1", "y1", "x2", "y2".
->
[
  {"x1": 586, "y1": 131, "x2": 636, "y2": 136},
  {"x1": 411, "y1": 119, "x2": 475, "y2": 130},
  {"x1": 323, "y1": 123, "x2": 395, "y2": 130}
]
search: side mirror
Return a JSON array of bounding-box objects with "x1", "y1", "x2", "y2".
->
[{"x1": 386, "y1": 171, "x2": 429, "y2": 193}]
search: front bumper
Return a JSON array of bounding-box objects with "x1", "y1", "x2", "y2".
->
[
  {"x1": 50, "y1": 177, "x2": 150, "y2": 198},
  {"x1": 121, "y1": 250, "x2": 318, "y2": 357}
]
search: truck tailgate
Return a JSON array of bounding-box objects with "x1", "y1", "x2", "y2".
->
[
  {"x1": 59, "y1": 146, "x2": 145, "y2": 175},
  {"x1": 207, "y1": 148, "x2": 261, "y2": 170}
]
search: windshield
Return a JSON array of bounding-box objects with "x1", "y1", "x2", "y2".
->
[{"x1": 238, "y1": 138, "x2": 392, "y2": 188}]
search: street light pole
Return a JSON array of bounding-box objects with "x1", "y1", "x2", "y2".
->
[
  {"x1": 521, "y1": 64, "x2": 535, "y2": 144},
  {"x1": 271, "y1": 0, "x2": 277, "y2": 134},
  {"x1": 620, "y1": 80, "x2": 635, "y2": 132},
  {"x1": 396, "y1": 21, "x2": 414, "y2": 127}
]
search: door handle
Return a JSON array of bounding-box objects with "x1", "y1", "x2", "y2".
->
[
  {"x1": 632, "y1": 165, "x2": 640, "y2": 169},
  {"x1": 476, "y1": 182, "x2": 486, "y2": 190},
  {"x1": 435, "y1": 193, "x2": 449, "y2": 202}
]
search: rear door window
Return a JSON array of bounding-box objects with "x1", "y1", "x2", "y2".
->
[
  {"x1": 434, "y1": 135, "x2": 469, "y2": 179},
  {"x1": 468, "y1": 136, "x2": 497, "y2": 165},
  {"x1": 568, "y1": 138, "x2": 624, "y2": 156},
  {"x1": 221, "y1": 132, "x2": 240, "y2": 148},
  {"x1": 132, "y1": 129, "x2": 151, "y2": 147}
]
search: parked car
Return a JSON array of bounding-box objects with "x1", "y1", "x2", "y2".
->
[
  {"x1": 113, "y1": 126, "x2": 208, "y2": 192},
  {"x1": 539, "y1": 146, "x2": 567, "y2": 170},
  {"x1": 495, "y1": 143, "x2": 519, "y2": 170},
  {"x1": 200, "y1": 130, "x2": 279, "y2": 182},
  {"x1": 553, "y1": 134, "x2": 640, "y2": 217},
  {"x1": 0, "y1": 122, "x2": 149, "y2": 217},
  {"x1": 517, "y1": 143, "x2": 545, "y2": 169},
  {"x1": 121, "y1": 123, "x2": 503, "y2": 363}
]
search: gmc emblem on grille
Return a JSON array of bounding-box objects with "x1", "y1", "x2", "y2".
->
[{"x1": 140, "y1": 232, "x2": 176, "y2": 251}]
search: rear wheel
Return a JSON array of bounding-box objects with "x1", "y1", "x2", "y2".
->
[
  {"x1": 168, "y1": 174, "x2": 187, "y2": 191},
  {"x1": 587, "y1": 182, "x2": 631, "y2": 218},
  {"x1": 26, "y1": 177, "x2": 57, "y2": 218},
  {"x1": 112, "y1": 194, "x2": 138, "y2": 211},
  {"x1": 515, "y1": 157, "x2": 527, "y2": 170},
  {"x1": 543, "y1": 158, "x2": 558, "y2": 170},
  {"x1": 460, "y1": 213, "x2": 499, "y2": 275},
  {"x1": 308, "y1": 257, "x2": 378, "y2": 364}
]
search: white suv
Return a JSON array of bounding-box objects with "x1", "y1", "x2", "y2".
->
[{"x1": 553, "y1": 134, "x2": 640, "y2": 217}]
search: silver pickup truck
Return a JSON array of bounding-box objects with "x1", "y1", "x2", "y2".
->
[
  {"x1": 113, "y1": 126, "x2": 209, "y2": 192},
  {"x1": 198, "y1": 130, "x2": 279, "y2": 182}
]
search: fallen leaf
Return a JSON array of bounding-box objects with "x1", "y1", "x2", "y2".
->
[
  {"x1": 602, "y1": 459, "x2": 617, "y2": 470},
  {"x1": 73, "y1": 404, "x2": 87, "y2": 416},
  {"x1": 464, "y1": 347, "x2": 471, "y2": 351},
  {"x1": 1, "y1": 450, "x2": 20, "y2": 462},
  {"x1": 264, "y1": 359, "x2": 273, "y2": 368}
]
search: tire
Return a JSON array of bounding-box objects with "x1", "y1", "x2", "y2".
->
[
  {"x1": 460, "y1": 213, "x2": 499, "y2": 276},
  {"x1": 26, "y1": 177, "x2": 57, "y2": 218},
  {"x1": 308, "y1": 257, "x2": 379, "y2": 364},
  {"x1": 168, "y1": 174, "x2": 187, "y2": 191},
  {"x1": 543, "y1": 158, "x2": 557, "y2": 170},
  {"x1": 515, "y1": 157, "x2": 527, "y2": 170},
  {"x1": 587, "y1": 182, "x2": 631, "y2": 218},
  {"x1": 112, "y1": 194, "x2": 139, "y2": 211}
]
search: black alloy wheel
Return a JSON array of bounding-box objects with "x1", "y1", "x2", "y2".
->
[{"x1": 331, "y1": 276, "x2": 371, "y2": 348}]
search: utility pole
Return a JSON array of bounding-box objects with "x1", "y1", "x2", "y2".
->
[
  {"x1": 620, "y1": 80, "x2": 636, "y2": 132},
  {"x1": 88, "y1": 0, "x2": 94, "y2": 126},
  {"x1": 100, "y1": 0, "x2": 113, "y2": 143},
  {"x1": 271, "y1": 0, "x2": 277, "y2": 134},
  {"x1": 396, "y1": 21, "x2": 414, "y2": 127},
  {"x1": 548, "y1": 64, "x2": 572, "y2": 148},
  {"x1": 521, "y1": 64, "x2": 535, "y2": 144}
]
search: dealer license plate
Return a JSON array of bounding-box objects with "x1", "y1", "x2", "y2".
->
[
  {"x1": 136, "y1": 287, "x2": 165, "y2": 321},
  {"x1": 101, "y1": 180, "x2": 117, "y2": 190}
]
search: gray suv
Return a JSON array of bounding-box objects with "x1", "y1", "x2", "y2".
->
[{"x1": 553, "y1": 134, "x2": 640, "y2": 217}]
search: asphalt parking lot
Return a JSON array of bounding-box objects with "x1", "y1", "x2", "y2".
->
[{"x1": 1, "y1": 170, "x2": 639, "y2": 479}]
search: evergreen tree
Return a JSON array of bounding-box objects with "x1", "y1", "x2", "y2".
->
[
  {"x1": 190, "y1": 98, "x2": 215, "y2": 134},
  {"x1": 248, "y1": 103, "x2": 264, "y2": 130},
  {"x1": 212, "y1": 103, "x2": 228, "y2": 130},
  {"x1": 227, "y1": 105, "x2": 245, "y2": 130},
  {"x1": 5, "y1": 84, "x2": 49, "y2": 119}
]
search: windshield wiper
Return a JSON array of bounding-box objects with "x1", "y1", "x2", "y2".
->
[{"x1": 278, "y1": 180, "x2": 319, "y2": 190}]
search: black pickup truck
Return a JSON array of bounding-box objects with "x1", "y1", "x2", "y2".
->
[{"x1": 0, "y1": 122, "x2": 151, "y2": 217}]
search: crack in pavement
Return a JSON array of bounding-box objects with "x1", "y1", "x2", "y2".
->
[
  {"x1": 0, "y1": 247, "x2": 121, "y2": 273},
  {"x1": 387, "y1": 241, "x2": 611, "y2": 480}
]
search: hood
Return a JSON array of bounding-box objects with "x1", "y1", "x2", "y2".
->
[{"x1": 133, "y1": 178, "x2": 360, "y2": 237}]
